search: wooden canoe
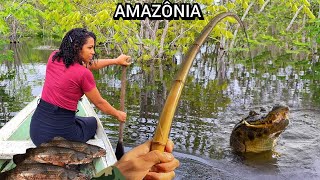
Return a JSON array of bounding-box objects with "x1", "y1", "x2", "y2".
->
[{"x1": 0, "y1": 95, "x2": 117, "y2": 177}]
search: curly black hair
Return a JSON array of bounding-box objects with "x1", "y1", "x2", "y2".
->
[{"x1": 52, "y1": 28, "x2": 96, "y2": 68}]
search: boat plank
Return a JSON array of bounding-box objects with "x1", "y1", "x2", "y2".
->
[
  {"x1": 0, "y1": 97, "x2": 39, "y2": 141},
  {"x1": 78, "y1": 97, "x2": 117, "y2": 175}
]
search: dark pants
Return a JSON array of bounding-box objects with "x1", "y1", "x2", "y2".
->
[{"x1": 30, "y1": 99, "x2": 97, "y2": 146}]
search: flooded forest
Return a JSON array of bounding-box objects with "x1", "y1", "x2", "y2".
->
[{"x1": 1, "y1": 0, "x2": 320, "y2": 179}]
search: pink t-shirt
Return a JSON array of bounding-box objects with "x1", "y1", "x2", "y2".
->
[{"x1": 41, "y1": 51, "x2": 96, "y2": 111}]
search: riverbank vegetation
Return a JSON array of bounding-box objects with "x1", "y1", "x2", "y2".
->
[
  {"x1": 1, "y1": 0, "x2": 319, "y2": 59},
  {"x1": 0, "y1": 0, "x2": 319, "y2": 86}
]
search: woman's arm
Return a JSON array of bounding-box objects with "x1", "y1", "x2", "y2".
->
[
  {"x1": 87, "y1": 54, "x2": 131, "y2": 70},
  {"x1": 84, "y1": 87, "x2": 126, "y2": 122}
]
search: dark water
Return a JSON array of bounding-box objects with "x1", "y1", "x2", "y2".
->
[{"x1": 1, "y1": 40, "x2": 320, "y2": 179}]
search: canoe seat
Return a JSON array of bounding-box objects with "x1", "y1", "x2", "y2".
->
[{"x1": 0, "y1": 139, "x2": 105, "y2": 159}]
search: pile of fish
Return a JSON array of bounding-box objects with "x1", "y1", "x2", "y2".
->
[{"x1": 0, "y1": 137, "x2": 106, "y2": 180}]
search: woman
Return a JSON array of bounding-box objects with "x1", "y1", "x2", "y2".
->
[
  {"x1": 30, "y1": 28, "x2": 130, "y2": 146},
  {"x1": 30, "y1": 28, "x2": 179, "y2": 179}
]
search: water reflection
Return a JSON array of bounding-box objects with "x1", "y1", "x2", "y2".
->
[
  {"x1": 1, "y1": 40, "x2": 320, "y2": 179},
  {"x1": 0, "y1": 41, "x2": 51, "y2": 127}
]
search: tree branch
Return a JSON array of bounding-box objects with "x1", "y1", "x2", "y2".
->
[
  {"x1": 168, "y1": 25, "x2": 194, "y2": 47},
  {"x1": 258, "y1": 0, "x2": 270, "y2": 13},
  {"x1": 229, "y1": 2, "x2": 254, "y2": 49},
  {"x1": 157, "y1": 20, "x2": 169, "y2": 58},
  {"x1": 286, "y1": 5, "x2": 303, "y2": 31}
]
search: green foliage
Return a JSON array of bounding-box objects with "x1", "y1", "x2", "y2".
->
[
  {"x1": 0, "y1": 0, "x2": 318, "y2": 62},
  {"x1": 0, "y1": 70, "x2": 15, "y2": 81},
  {"x1": 0, "y1": 39, "x2": 13, "y2": 64},
  {"x1": 0, "y1": 1, "x2": 41, "y2": 37},
  {"x1": 0, "y1": 49, "x2": 14, "y2": 62},
  {"x1": 306, "y1": 18, "x2": 320, "y2": 44}
]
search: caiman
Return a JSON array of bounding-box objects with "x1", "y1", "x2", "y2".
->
[{"x1": 230, "y1": 105, "x2": 289, "y2": 153}]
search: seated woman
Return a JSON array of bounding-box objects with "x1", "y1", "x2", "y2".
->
[
  {"x1": 30, "y1": 28, "x2": 130, "y2": 146},
  {"x1": 30, "y1": 27, "x2": 179, "y2": 180}
]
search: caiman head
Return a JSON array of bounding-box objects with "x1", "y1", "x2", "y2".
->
[{"x1": 230, "y1": 105, "x2": 289, "y2": 153}]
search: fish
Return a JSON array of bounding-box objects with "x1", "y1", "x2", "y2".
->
[
  {"x1": 39, "y1": 137, "x2": 106, "y2": 158},
  {"x1": 13, "y1": 146, "x2": 94, "y2": 167},
  {"x1": 5, "y1": 138, "x2": 106, "y2": 179},
  {"x1": 0, "y1": 163, "x2": 90, "y2": 180}
]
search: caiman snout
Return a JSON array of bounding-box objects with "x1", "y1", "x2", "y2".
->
[{"x1": 230, "y1": 105, "x2": 289, "y2": 153}]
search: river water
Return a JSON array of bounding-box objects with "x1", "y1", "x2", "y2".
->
[{"x1": 1, "y1": 40, "x2": 320, "y2": 179}]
